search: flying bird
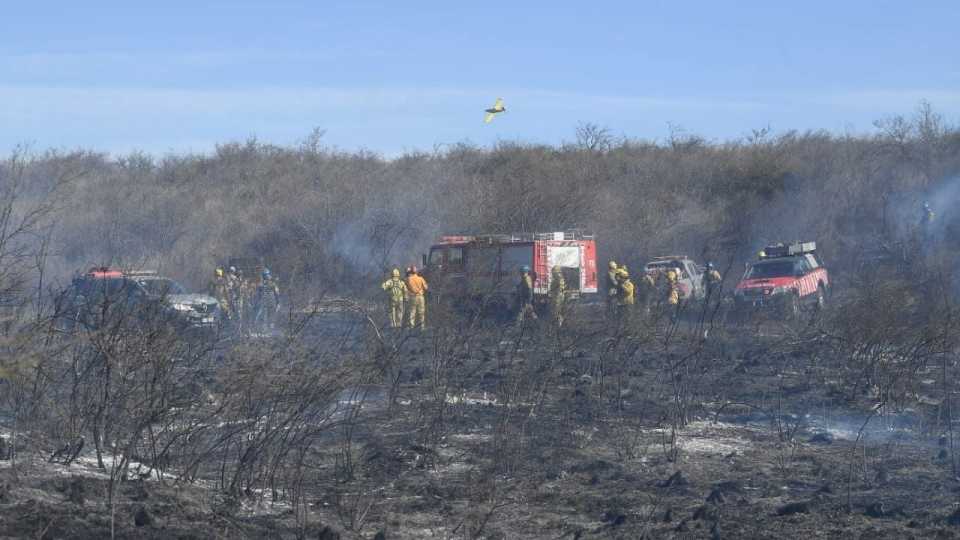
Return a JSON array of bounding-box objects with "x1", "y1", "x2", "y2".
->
[{"x1": 484, "y1": 98, "x2": 505, "y2": 123}]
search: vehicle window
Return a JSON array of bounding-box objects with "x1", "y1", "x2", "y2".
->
[
  {"x1": 501, "y1": 246, "x2": 533, "y2": 274},
  {"x1": 105, "y1": 279, "x2": 130, "y2": 299},
  {"x1": 745, "y1": 261, "x2": 795, "y2": 279},
  {"x1": 74, "y1": 280, "x2": 94, "y2": 298},
  {"x1": 466, "y1": 246, "x2": 498, "y2": 275},
  {"x1": 428, "y1": 248, "x2": 444, "y2": 266},
  {"x1": 126, "y1": 283, "x2": 145, "y2": 299},
  {"x1": 448, "y1": 247, "x2": 464, "y2": 266},
  {"x1": 136, "y1": 278, "x2": 186, "y2": 296},
  {"x1": 82, "y1": 278, "x2": 127, "y2": 304},
  {"x1": 804, "y1": 254, "x2": 820, "y2": 269}
]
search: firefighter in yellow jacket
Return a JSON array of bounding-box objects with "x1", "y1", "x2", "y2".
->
[
  {"x1": 549, "y1": 265, "x2": 566, "y2": 327},
  {"x1": 209, "y1": 268, "x2": 232, "y2": 320},
  {"x1": 617, "y1": 269, "x2": 635, "y2": 306},
  {"x1": 606, "y1": 261, "x2": 619, "y2": 313},
  {"x1": 616, "y1": 268, "x2": 635, "y2": 328},
  {"x1": 665, "y1": 268, "x2": 680, "y2": 305},
  {"x1": 405, "y1": 266, "x2": 428, "y2": 330},
  {"x1": 381, "y1": 268, "x2": 408, "y2": 328}
]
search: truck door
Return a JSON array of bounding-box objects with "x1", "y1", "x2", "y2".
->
[
  {"x1": 465, "y1": 245, "x2": 500, "y2": 295},
  {"x1": 447, "y1": 246, "x2": 464, "y2": 274},
  {"x1": 501, "y1": 244, "x2": 535, "y2": 293},
  {"x1": 427, "y1": 247, "x2": 445, "y2": 272}
]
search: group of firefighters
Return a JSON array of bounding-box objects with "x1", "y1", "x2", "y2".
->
[
  {"x1": 513, "y1": 265, "x2": 568, "y2": 327},
  {"x1": 604, "y1": 260, "x2": 722, "y2": 321},
  {"x1": 208, "y1": 266, "x2": 281, "y2": 332},
  {"x1": 378, "y1": 260, "x2": 725, "y2": 330},
  {"x1": 380, "y1": 266, "x2": 430, "y2": 330},
  {"x1": 379, "y1": 264, "x2": 568, "y2": 330}
]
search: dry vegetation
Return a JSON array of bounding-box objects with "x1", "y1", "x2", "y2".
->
[{"x1": 1, "y1": 103, "x2": 960, "y2": 538}]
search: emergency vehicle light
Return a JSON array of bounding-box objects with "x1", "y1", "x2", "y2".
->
[
  {"x1": 763, "y1": 241, "x2": 816, "y2": 258},
  {"x1": 438, "y1": 229, "x2": 594, "y2": 244},
  {"x1": 86, "y1": 266, "x2": 123, "y2": 278},
  {"x1": 123, "y1": 270, "x2": 159, "y2": 277}
]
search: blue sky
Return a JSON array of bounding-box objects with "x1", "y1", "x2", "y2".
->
[{"x1": 2, "y1": 1, "x2": 958, "y2": 156}]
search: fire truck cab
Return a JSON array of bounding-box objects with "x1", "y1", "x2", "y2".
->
[
  {"x1": 423, "y1": 230, "x2": 598, "y2": 313},
  {"x1": 734, "y1": 241, "x2": 829, "y2": 318}
]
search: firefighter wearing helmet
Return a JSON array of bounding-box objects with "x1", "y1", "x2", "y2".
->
[
  {"x1": 515, "y1": 265, "x2": 537, "y2": 326},
  {"x1": 922, "y1": 201, "x2": 935, "y2": 224},
  {"x1": 209, "y1": 268, "x2": 232, "y2": 320},
  {"x1": 920, "y1": 201, "x2": 936, "y2": 243},
  {"x1": 549, "y1": 265, "x2": 566, "y2": 327},
  {"x1": 606, "y1": 261, "x2": 619, "y2": 313},
  {"x1": 616, "y1": 268, "x2": 635, "y2": 307},
  {"x1": 254, "y1": 268, "x2": 281, "y2": 332},
  {"x1": 638, "y1": 269, "x2": 656, "y2": 316},
  {"x1": 702, "y1": 262, "x2": 722, "y2": 300},
  {"x1": 226, "y1": 266, "x2": 245, "y2": 328},
  {"x1": 615, "y1": 267, "x2": 635, "y2": 329},
  {"x1": 381, "y1": 268, "x2": 408, "y2": 328},
  {"x1": 665, "y1": 268, "x2": 680, "y2": 306},
  {"x1": 405, "y1": 266, "x2": 428, "y2": 330}
]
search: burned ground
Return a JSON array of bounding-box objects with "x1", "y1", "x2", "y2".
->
[
  {"x1": 3, "y1": 295, "x2": 960, "y2": 539},
  {"x1": 1, "y1": 104, "x2": 960, "y2": 538}
]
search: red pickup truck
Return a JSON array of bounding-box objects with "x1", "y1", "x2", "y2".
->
[{"x1": 733, "y1": 241, "x2": 829, "y2": 318}]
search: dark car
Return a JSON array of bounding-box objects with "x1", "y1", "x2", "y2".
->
[{"x1": 57, "y1": 268, "x2": 220, "y2": 331}]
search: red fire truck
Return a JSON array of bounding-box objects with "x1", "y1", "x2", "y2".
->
[{"x1": 422, "y1": 230, "x2": 598, "y2": 313}]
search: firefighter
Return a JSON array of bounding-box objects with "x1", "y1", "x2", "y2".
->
[
  {"x1": 922, "y1": 201, "x2": 935, "y2": 226},
  {"x1": 405, "y1": 266, "x2": 428, "y2": 330},
  {"x1": 638, "y1": 270, "x2": 656, "y2": 315},
  {"x1": 254, "y1": 269, "x2": 281, "y2": 332},
  {"x1": 702, "y1": 262, "x2": 722, "y2": 300},
  {"x1": 209, "y1": 267, "x2": 232, "y2": 320},
  {"x1": 920, "y1": 201, "x2": 936, "y2": 243},
  {"x1": 665, "y1": 268, "x2": 680, "y2": 306},
  {"x1": 616, "y1": 268, "x2": 635, "y2": 326},
  {"x1": 549, "y1": 265, "x2": 566, "y2": 327},
  {"x1": 515, "y1": 265, "x2": 537, "y2": 326},
  {"x1": 606, "y1": 261, "x2": 619, "y2": 313},
  {"x1": 237, "y1": 269, "x2": 256, "y2": 332},
  {"x1": 381, "y1": 268, "x2": 408, "y2": 328},
  {"x1": 227, "y1": 267, "x2": 244, "y2": 328}
]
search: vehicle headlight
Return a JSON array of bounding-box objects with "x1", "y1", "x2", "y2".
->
[{"x1": 172, "y1": 303, "x2": 193, "y2": 312}]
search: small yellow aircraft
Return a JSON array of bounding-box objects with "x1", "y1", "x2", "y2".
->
[{"x1": 484, "y1": 97, "x2": 505, "y2": 123}]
